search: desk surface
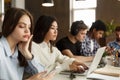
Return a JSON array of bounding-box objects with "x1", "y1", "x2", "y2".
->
[
  {"x1": 53, "y1": 73, "x2": 92, "y2": 80},
  {"x1": 53, "y1": 72, "x2": 120, "y2": 80}
]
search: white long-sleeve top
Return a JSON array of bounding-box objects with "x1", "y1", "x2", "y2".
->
[{"x1": 31, "y1": 41, "x2": 75, "y2": 73}]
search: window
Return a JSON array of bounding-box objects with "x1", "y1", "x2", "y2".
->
[
  {"x1": 0, "y1": 0, "x2": 4, "y2": 14},
  {"x1": 0, "y1": 0, "x2": 25, "y2": 32},
  {"x1": 70, "y1": 0, "x2": 97, "y2": 28}
]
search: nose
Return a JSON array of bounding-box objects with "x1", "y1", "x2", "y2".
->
[
  {"x1": 54, "y1": 29, "x2": 58, "y2": 34},
  {"x1": 83, "y1": 34, "x2": 86, "y2": 38},
  {"x1": 118, "y1": 35, "x2": 120, "y2": 38},
  {"x1": 99, "y1": 34, "x2": 103, "y2": 38},
  {"x1": 25, "y1": 27, "x2": 30, "y2": 33}
]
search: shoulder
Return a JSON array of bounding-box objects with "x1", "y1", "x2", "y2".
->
[
  {"x1": 56, "y1": 37, "x2": 72, "y2": 46},
  {"x1": 0, "y1": 40, "x2": 4, "y2": 58},
  {"x1": 82, "y1": 36, "x2": 91, "y2": 44},
  {"x1": 0, "y1": 37, "x2": 4, "y2": 49},
  {"x1": 32, "y1": 41, "x2": 38, "y2": 48},
  {"x1": 107, "y1": 41, "x2": 117, "y2": 46},
  {"x1": 52, "y1": 46, "x2": 63, "y2": 55},
  {"x1": 31, "y1": 41, "x2": 42, "y2": 56},
  {"x1": 53, "y1": 46, "x2": 59, "y2": 51},
  {"x1": 57, "y1": 37, "x2": 68, "y2": 43},
  {"x1": 31, "y1": 41, "x2": 41, "y2": 51},
  {"x1": 108, "y1": 40, "x2": 116, "y2": 44},
  {"x1": 56, "y1": 37, "x2": 68, "y2": 46},
  {"x1": 0, "y1": 41, "x2": 2, "y2": 47},
  {"x1": 32, "y1": 41, "x2": 38, "y2": 46}
]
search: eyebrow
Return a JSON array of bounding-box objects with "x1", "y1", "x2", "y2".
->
[
  {"x1": 18, "y1": 22, "x2": 31, "y2": 26},
  {"x1": 51, "y1": 25, "x2": 58, "y2": 27},
  {"x1": 18, "y1": 22, "x2": 26, "y2": 25}
]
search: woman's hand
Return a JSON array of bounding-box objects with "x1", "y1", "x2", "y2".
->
[
  {"x1": 18, "y1": 35, "x2": 33, "y2": 60},
  {"x1": 26, "y1": 71, "x2": 55, "y2": 80},
  {"x1": 69, "y1": 60, "x2": 88, "y2": 73}
]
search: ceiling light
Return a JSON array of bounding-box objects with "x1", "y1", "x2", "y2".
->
[{"x1": 42, "y1": 0, "x2": 54, "y2": 7}]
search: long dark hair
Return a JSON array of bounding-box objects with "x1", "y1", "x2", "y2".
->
[
  {"x1": 33, "y1": 15, "x2": 57, "y2": 53},
  {"x1": 2, "y1": 7, "x2": 34, "y2": 67}
]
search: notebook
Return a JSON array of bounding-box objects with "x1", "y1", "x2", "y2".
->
[{"x1": 60, "y1": 47, "x2": 106, "y2": 76}]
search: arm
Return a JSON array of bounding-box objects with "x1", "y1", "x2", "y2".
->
[
  {"x1": 55, "y1": 48, "x2": 88, "y2": 73},
  {"x1": 25, "y1": 57, "x2": 45, "y2": 75},
  {"x1": 18, "y1": 35, "x2": 45, "y2": 74},
  {"x1": 56, "y1": 37, "x2": 91, "y2": 62},
  {"x1": 26, "y1": 71, "x2": 55, "y2": 80},
  {"x1": 18, "y1": 35, "x2": 33, "y2": 60},
  {"x1": 62, "y1": 49, "x2": 94, "y2": 62}
]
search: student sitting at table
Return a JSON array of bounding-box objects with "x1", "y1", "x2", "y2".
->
[
  {"x1": 56, "y1": 20, "x2": 93, "y2": 62},
  {"x1": 80, "y1": 20, "x2": 107, "y2": 57},
  {"x1": 0, "y1": 7, "x2": 55, "y2": 80},
  {"x1": 31, "y1": 15, "x2": 88, "y2": 74}
]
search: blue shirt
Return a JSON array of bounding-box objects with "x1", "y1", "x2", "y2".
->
[
  {"x1": 0, "y1": 36, "x2": 44, "y2": 80},
  {"x1": 0, "y1": 36, "x2": 24, "y2": 80},
  {"x1": 107, "y1": 40, "x2": 120, "y2": 50},
  {"x1": 80, "y1": 35, "x2": 100, "y2": 56}
]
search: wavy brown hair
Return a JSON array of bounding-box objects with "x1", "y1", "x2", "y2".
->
[{"x1": 2, "y1": 7, "x2": 34, "y2": 67}]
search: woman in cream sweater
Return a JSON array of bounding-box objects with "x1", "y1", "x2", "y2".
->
[{"x1": 32, "y1": 15, "x2": 88, "y2": 74}]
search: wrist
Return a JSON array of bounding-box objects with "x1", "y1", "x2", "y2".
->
[{"x1": 27, "y1": 54, "x2": 34, "y2": 60}]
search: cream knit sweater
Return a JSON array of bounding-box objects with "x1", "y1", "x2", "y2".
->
[{"x1": 31, "y1": 41, "x2": 75, "y2": 74}]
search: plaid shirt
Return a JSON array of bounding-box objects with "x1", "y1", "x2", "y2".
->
[{"x1": 80, "y1": 35, "x2": 100, "y2": 56}]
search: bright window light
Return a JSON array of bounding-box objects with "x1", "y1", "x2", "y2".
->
[
  {"x1": 73, "y1": 9, "x2": 95, "y2": 28},
  {"x1": 73, "y1": 0, "x2": 96, "y2": 9},
  {"x1": 70, "y1": 0, "x2": 97, "y2": 28}
]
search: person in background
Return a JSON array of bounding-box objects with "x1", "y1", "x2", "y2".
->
[
  {"x1": 0, "y1": 7, "x2": 55, "y2": 80},
  {"x1": 80, "y1": 20, "x2": 107, "y2": 57},
  {"x1": 104, "y1": 26, "x2": 120, "y2": 67},
  {"x1": 32, "y1": 15, "x2": 88, "y2": 74},
  {"x1": 106, "y1": 26, "x2": 120, "y2": 55},
  {"x1": 56, "y1": 20, "x2": 93, "y2": 62}
]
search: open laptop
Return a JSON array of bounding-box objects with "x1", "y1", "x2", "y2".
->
[
  {"x1": 86, "y1": 47, "x2": 120, "y2": 80},
  {"x1": 60, "y1": 47, "x2": 120, "y2": 80},
  {"x1": 60, "y1": 47, "x2": 106, "y2": 76}
]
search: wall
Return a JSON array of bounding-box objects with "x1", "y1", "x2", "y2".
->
[
  {"x1": 11, "y1": 0, "x2": 25, "y2": 9},
  {"x1": 25, "y1": 0, "x2": 69, "y2": 41},
  {"x1": 0, "y1": 0, "x2": 4, "y2": 32},
  {"x1": 97, "y1": 0, "x2": 120, "y2": 25},
  {"x1": 97, "y1": 0, "x2": 120, "y2": 46},
  {"x1": 25, "y1": 0, "x2": 120, "y2": 43}
]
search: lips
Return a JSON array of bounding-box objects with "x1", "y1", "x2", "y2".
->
[{"x1": 23, "y1": 35, "x2": 30, "y2": 39}]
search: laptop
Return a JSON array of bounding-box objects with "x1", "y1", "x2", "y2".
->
[
  {"x1": 86, "y1": 47, "x2": 120, "y2": 80},
  {"x1": 60, "y1": 47, "x2": 120, "y2": 80},
  {"x1": 60, "y1": 47, "x2": 106, "y2": 76}
]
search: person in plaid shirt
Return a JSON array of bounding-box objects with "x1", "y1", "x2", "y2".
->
[{"x1": 80, "y1": 20, "x2": 106, "y2": 56}]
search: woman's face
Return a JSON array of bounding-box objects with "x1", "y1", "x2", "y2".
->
[
  {"x1": 10, "y1": 15, "x2": 31, "y2": 42},
  {"x1": 44, "y1": 21, "x2": 58, "y2": 42}
]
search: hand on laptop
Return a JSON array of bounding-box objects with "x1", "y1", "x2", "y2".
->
[{"x1": 69, "y1": 60, "x2": 89, "y2": 73}]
